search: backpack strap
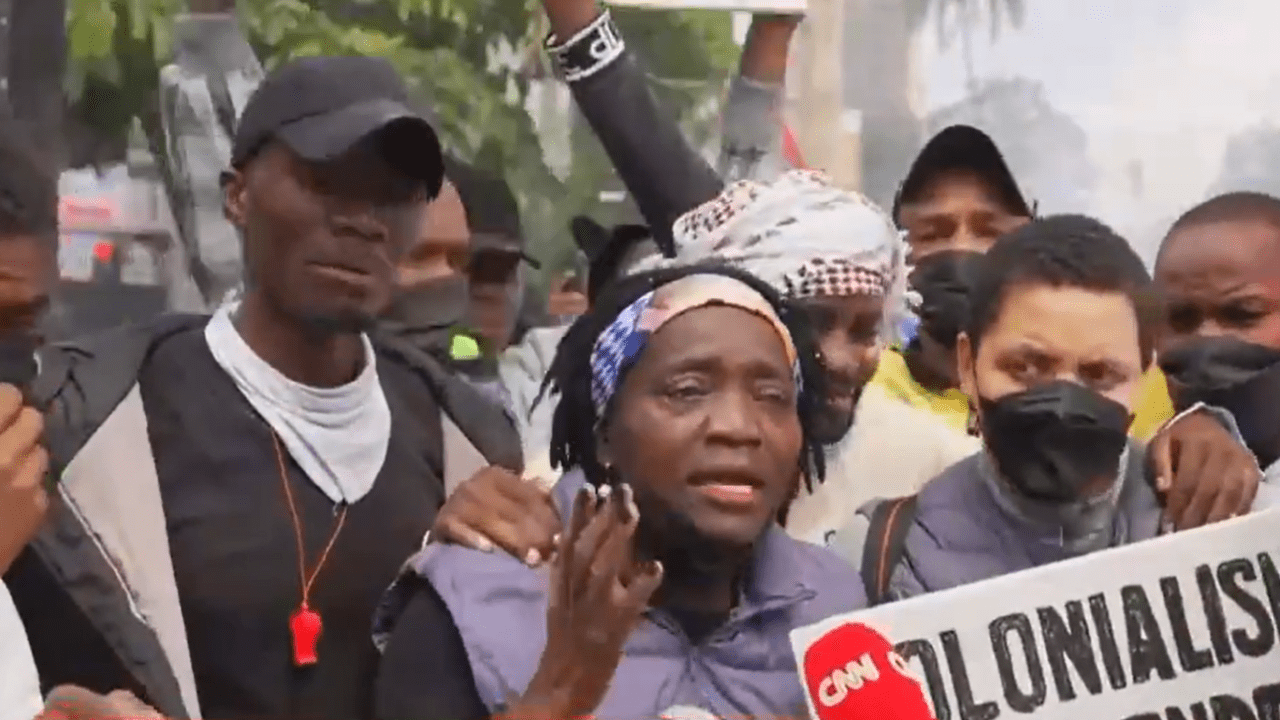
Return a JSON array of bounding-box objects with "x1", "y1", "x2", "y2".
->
[{"x1": 859, "y1": 495, "x2": 919, "y2": 607}]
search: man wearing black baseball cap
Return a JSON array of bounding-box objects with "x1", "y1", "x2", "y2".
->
[
  {"x1": 224, "y1": 55, "x2": 446, "y2": 335},
  {"x1": 452, "y1": 166, "x2": 541, "y2": 359},
  {"x1": 892, "y1": 124, "x2": 1032, "y2": 259},
  {"x1": 229, "y1": 55, "x2": 444, "y2": 190},
  {"x1": 872, "y1": 124, "x2": 1199, "y2": 453},
  {"x1": 871, "y1": 125, "x2": 1036, "y2": 434},
  {"x1": 9, "y1": 55, "x2": 524, "y2": 720}
]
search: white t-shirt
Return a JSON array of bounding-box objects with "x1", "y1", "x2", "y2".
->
[
  {"x1": 0, "y1": 580, "x2": 41, "y2": 720},
  {"x1": 785, "y1": 385, "x2": 981, "y2": 546}
]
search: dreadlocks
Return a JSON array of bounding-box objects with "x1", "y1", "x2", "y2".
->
[{"x1": 540, "y1": 262, "x2": 829, "y2": 489}]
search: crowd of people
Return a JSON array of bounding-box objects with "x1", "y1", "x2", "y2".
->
[{"x1": 2, "y1": 0, "x2": 1279, "y2": 719}]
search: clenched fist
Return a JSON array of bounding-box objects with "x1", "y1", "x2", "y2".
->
[{"x1": 0, "y1": 383, "x2": 48, "y2": 574}]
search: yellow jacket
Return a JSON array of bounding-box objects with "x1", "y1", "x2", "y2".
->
[{"x1": 869, "y1": 349, "x2": 1175, "y2": 441}]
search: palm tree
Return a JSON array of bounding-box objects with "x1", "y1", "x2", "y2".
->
[{"x1": 842, "y1": 0, "x2": 1026, "y2": 206}]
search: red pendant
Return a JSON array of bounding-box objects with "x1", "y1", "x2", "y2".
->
[{"x1": 290, "y1": 604, "x2": 323, "y2": 666}]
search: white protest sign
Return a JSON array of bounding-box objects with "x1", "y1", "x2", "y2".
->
[
  {"x1": 792, "y1": 509, "x2": 1280, "y2": 720},
  {"x1": 606, "y1": 0, "x2": 807, "y2": 12}
]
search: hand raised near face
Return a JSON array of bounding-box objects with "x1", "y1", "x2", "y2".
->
[
  {"x1": 0, "y1": 383, "x2": 49, "y2": 574},
  {"x1": 511, "y1": 484, "x2": 663, "y2": 720}
]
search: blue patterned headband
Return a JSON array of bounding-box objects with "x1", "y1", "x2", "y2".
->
[{"x1": 588, "y1": 274, "x2": 800, "y2": 421}]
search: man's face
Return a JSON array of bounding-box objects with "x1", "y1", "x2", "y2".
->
[
  {"x1": 958, "y1": 283, "x2": 1145, "y2": 426},
  {"x1": 897, "y1": 169, "x2": 1030, "y2": 262},
  {"x1": 467, "y1": 248, "x2": 522, "y2": 354},
  {"x1": 397, "y1": 179, "x2": 469, "y2": 290},
  {"x1": 0, "y1": 234, "x2": 52, "y2": 339},
  {"x1": 1156, "y1": 218, "x2": 1280, "y2": 354},
  {"x1": 795, "y1": 294, "x2": 886, "y2": 444},
  {"x1": 225, "y1": 140, "x2": 427, "y2": 332}
]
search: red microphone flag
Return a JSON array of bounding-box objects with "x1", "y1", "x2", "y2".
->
[{"x1": 801, "y1": 622, "x2": 935, "y2": 720}]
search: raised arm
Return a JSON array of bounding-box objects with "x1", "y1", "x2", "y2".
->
[
  {"x1": 718, "y1": 15, "x2": 801, "y2": 183},
  {"x1": 157, "y1": 1, "x2": 264, "y2": 307},
  {"x1": 540, "y1": 0, "x2": 724, "y2": 246}
]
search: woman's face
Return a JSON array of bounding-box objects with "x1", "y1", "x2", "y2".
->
[{"x1": 603, "y1": 305, "x2": 803, "y2": 551}]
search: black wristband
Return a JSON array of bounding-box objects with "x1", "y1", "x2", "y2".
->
[{"x1": 545, "y1": 10, "x2": 626, "y2": 83}]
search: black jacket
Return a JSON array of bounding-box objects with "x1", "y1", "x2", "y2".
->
[
  {"x1": 567, "y1": 48, "x2": 726, "y2": 245},
  {"x1": 6, "y1": 314, "x2": 522, "y2": 718}
]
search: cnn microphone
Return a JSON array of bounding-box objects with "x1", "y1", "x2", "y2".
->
[{"x1": 801, "y1": 622, "x2": 935, "y2": 720}]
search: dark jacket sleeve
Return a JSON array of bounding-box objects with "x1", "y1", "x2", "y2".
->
[
  {"x1": 569, "y1": 51, "x2": 725, "y2": 245},
  {"x1": 375, "y1": 576, "x2": 490, "y2": 720}
]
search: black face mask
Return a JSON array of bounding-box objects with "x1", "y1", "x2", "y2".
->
[
  {"x1": 979, "y1": 380, "x2": 1132, "y2": 504},
  {"x1": 908, "y1": 250, "x2": 986, "y2": 349},
  {"x1": 382, "y1": 275, "x2": 470, "y2": 354},
  {"x1": 1160, "y1": 337, "x2": 1280, "y2": 469}
]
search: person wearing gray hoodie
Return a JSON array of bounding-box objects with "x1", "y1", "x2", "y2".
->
[{"x1": 831, "y1": 215, "x2": 1280, "y2": 606}]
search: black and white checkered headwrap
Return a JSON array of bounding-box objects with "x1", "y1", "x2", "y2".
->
[{"x1": 632, "y1": 170, "x2": 908, "y2": 344}]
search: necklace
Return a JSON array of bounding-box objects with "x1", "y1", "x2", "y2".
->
[{"x1": 273, "y1": 433, "x2": 349, "y2": 667}]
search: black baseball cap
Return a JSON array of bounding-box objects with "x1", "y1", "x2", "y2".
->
[
  {"x1": 445, "y1": 156, "x2": 540, "y2": 269},
  {"x1": 230, "y1": 56, "x2": 444, "y2": 196},
  {"x1": 892, "y1": 125, "x2": 1032, "y2": 224}
]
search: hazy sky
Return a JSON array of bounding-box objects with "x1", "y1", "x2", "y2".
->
[{"x1": 918, "y1": 0, "x2": 1280, "y2": 261}]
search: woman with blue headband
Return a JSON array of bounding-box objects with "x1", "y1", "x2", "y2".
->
[{"x1": 374, "y1": 263, "x2": 867, "y2": 720}]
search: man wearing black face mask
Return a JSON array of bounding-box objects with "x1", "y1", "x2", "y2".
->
[
  {"x1": 872, "y1": 126, "x2": 1034, "y2": 434},
  {"x1": 385, "y1": 158, "x2": 540, "y2": 409},
  {"x1": 462, "y1": 172, "x2": 540, "y2": 362},
  {"x1": 382, "y1": 155, "x2": 477, "y2": 365},
  {"x1": 873, "y1": 126, "x2": 1179, "y2": 443},
  {"x1": 1157, "y1": 192, "x2": 1280, "y2": 482},
  {"x1": 830, "y1": 216, "x2": 1280, "y2": 605}
]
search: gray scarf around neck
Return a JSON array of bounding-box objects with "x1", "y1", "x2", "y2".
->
[
  {"x1": 204, "y1": 304, "x2": 391, "y2": 505},
  {"x1": 978, "y1": 446, "x2": 1129, "y2": 557}
]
